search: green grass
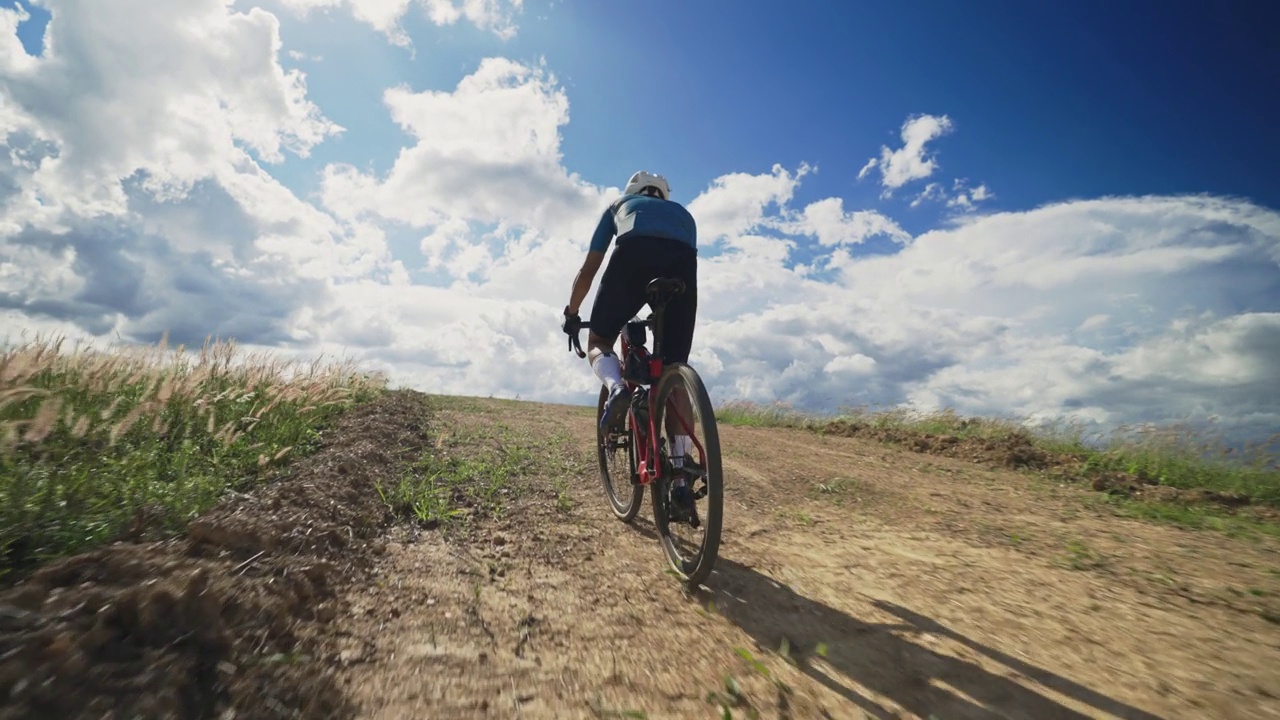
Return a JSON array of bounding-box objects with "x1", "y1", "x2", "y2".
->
[
  {"x1": 0, "y1": 336, "x2": 384, "y2": 582},
  {"x1": 716, "y1": 400, "x2": 1280, "y2": 528},
  {"x1": 1090, "y1": 494, "x2": 1280, "y2": 539},
  {"x1": 1060, "y1": 539, "x2": 1108, "y2": 571},
  {"x1": 378, "y1": 440, "x2": 531, "y2": 527},
  {"x1": 375, "y1": 419, "x2": 581, "y2": 527},
  {"x1": 1079, "y1": 428, "x2": 1280, "y2": 505},
  {"x1": 715, "y1": 401, "x2": 810, "y2": 429}
]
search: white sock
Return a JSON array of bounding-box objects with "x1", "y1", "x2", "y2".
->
[
  {"x1": 670, "y1": 434, "x2": 692, "y2": 469},
  {"x1": 592, "y1": 353, "x2": 623, "y2": 390}
]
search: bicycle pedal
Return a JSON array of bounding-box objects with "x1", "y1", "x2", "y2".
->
[{"x1": 692, "y1": 486, "x2": 707, "y2": 500}]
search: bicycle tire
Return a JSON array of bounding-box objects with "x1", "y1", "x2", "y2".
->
[
  {"x1": 649, "y1": 363, "x2": 723, "y2": 586},
  {"x1": 597, "y1": 384, "x2": 644, "y2": 522}
]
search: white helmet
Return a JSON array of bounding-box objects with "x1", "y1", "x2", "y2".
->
[{"x1": 623, "y1": 170, "x2": 670, "y2": 200}]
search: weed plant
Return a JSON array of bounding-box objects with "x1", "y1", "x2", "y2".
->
[{"x1": 0, "y1": 335, "x2": 384, "y2": 579}]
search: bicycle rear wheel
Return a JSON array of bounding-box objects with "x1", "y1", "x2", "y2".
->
[
  {"x1": 597, "y1": 384, "x2": 643, "y2": 522},
  {"x1": 650, "y1": 363, "x2": 723, "y2": 586}
]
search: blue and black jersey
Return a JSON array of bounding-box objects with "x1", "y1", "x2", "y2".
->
[{"x1": 589, "y1": 194, "x2": 697, "y2": 254}]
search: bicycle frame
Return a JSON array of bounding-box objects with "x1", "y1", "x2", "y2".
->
[
  {"x1": 567, "y1": 279, "x2": 723, "y2": 584},
  {"x1": 617, "y1": 329, "x2": 662, "y2": 486},
  {"x1": 617, "y1": 326, "x2": 707, "y2": 487},
  {"x1": 567, "y1": 280, "x2": 707, "y2": 489}
]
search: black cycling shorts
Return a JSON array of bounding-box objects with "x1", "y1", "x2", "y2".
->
[{"x1": 589, "y1": 236, "x2": 698, "y2": 363}]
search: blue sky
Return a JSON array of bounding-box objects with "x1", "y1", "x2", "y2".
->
[
  {"x1": 13, "y1": 1, "x2": 1272, "y2": 227},
  {"x1": 240, "y1": 0, "x2": 1280, "y2": 216},
  {"x1": 1, "y1": 0, "x2": 1278, "y2": 443}
]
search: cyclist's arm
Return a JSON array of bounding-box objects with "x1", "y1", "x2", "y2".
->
[
  {"x1": 566, "y1": 251, "x2": 604, "y2": 316},
  {"x1": 566, "y1": 208, "x2": 616, "y2": 315}
]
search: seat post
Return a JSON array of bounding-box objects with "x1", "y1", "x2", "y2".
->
[{"x1": 650, "y1": 304, "x2": 666, "y2": 359}]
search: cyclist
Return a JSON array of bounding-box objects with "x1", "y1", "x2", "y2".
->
[{"x1": 562, "y1": 170, "x2": 699, "y2": 466}]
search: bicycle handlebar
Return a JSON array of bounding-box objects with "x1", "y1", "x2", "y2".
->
[
  {"x1": 567, "y1": 319, "x2": 590, "y2": 358},
  {"x1": 566, "y1": 315, "x2": 655, "y2": 358}
]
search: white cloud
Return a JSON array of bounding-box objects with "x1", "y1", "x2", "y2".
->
[
  {"x1": 1078, "y1": 314, "x2": 1110, "y2": 332},
  {"x1": 1, "y1": 0, "x2": 339, "y2": 221},
  {"x1": 865, "y1": 118, "x2": 992, "y2": 208},
  {"x1": 423, "y1": 0, "x2": 523, "y2": 38},
  {"x1": 0, "y1": 0, "x2": 400, "y2": 346},
  {"x1": 910, "y1": 182, "x2": 945, "y2": 208},
  {"x1": 947, "y1": 180, "x2": 994, "y2": 211},
  {"x1": 910, "y1": 312, "x2": 1280, "y2": 433},
  {"x1": 824, "y1": 354, "x2": 877, "y2": 375},
  {"x1": 0, "y1": 4, "x2": 38, "y2": 75},
  {"x1": 321, "y1": 58, "x2": 604, "y2": 241},
  {"x1": 783, "y1": 197, "x2": 910, "y2": 247},
  {"x1": 686, "y1": 163, "x2": 809, "y2": 241},
  {"x1": 686, "y1": 190, "x2": 1280, "y2": 442},
  {"x1": 856, "y1": 157, "x2": 877, "y2": 181},
  {"x1": 860, "y1": 113, "x2": 953, "y2": 192},
  {"x1": 278, "y1": 0, "x2": 523, "y2": 44},
  {"x1": 3, "y1": 5, "x2": 1278, "y2": 448}
]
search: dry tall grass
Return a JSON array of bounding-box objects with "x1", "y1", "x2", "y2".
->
[{"x1": 0, "y1": 335, "x2": 385, "y2": 580}]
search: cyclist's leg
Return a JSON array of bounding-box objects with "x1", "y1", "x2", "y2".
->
[
  {"x1": 587, "y1": 242, "x2": 648, "y2": 381},
  {"x1": 591, "y1": 243, "x2": 652, "y2": 430},
  {"x1": 659, "y1": 244, "x2": 699, "y2": 448}
]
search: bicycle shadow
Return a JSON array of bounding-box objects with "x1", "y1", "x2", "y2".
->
[{"x1": 627, "y1": 519, "x2": 1166, "y2": 720}]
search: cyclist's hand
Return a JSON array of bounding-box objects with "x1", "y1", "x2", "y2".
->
[{"x1": 561, "y1": 307, "x2": 581, "y2": 336}]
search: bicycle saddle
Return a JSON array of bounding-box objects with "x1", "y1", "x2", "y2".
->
[{"x1": 646, "y1": 278, "x2": 685, "y2": 298}]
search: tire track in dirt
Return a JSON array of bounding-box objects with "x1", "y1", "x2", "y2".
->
[{"x1": 336, "y1": 397, "x2": 1280, "y2": 720}]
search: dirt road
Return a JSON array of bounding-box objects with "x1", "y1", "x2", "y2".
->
[{"x1": 334, "y1": 395, "x2": 1280, "y2": 720}]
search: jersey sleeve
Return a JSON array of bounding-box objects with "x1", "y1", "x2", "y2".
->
[{"x1": 587, "y1": 205, "x2": 616, "y2": 254}]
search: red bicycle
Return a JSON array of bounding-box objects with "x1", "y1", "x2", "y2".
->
[{"x1": 568, "y1": 278, "x2": 723, "y2": 586}]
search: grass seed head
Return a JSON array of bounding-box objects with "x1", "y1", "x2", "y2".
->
[{"x1": 23, "y1": 397, "x2": 62, "y2": 444}]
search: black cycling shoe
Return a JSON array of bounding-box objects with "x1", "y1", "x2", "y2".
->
[
  {"x1": 668, "y1": 481, "x2": 700, "y2": 528},
  {"x1": 599, "y1": 383, "x2": 631, "y2": 433}
]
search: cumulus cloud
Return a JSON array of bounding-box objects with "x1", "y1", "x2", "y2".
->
[
  {"x1": 686, "y1": 163, "x2": 809, "y2": 242},
  {"x1": 321, "y1": 58, "x2": 603, "y2": 241},
  {"x1": 780, "y1": 197, "x2": 910, "y2": 247},
  {"x1": 908, "y1": 178, "x2": 994, "y2": 212},
  {"x1": 0, "y1": 0, "x2": 395, "y2": 344},
  {"x1": 912, "y1": 312, "x2": 1280, "y2": 435},
  {"x1": 909, "y1": 182, "x2": 945, "y2": 208},
  {"x1": 3, "y1": 3, "x2": 1278, "y2": 448},
  {"x1": 947, "y1": 180, "x2": 994, "y2": 211},
  {"x1": 689, "y1": 189, "x2": 1280, "y2": 442},
  {"x1": 279, "y1": 0, "x2": 523, "y2": 44},
  {"x1": 859, "y1": 113, "x2": 953, "y2": 192},
  {"x1": 1, "y1": 0, "x2": 341, "y2": 231}
]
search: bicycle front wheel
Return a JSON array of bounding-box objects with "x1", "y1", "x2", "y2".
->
[
  {"x1": 597, "y1": 384, "x2": 643, "y2": 522},
  {"x1": 650, "y1": 363, "x2": 723, "y2": 586}
]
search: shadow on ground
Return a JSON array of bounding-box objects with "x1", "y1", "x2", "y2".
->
[{"x1": 627, "y1": 518, "x2": 1166, "y2": 720}]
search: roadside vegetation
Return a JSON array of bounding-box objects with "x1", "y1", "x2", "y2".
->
[
  {"x1": 717, "y1": 400, "x2": 1280, "y2": 532},
  {"x1": 0, "y1": 335, "x2": 384, "y2": 582},
  {"x1": 376, "y1": 403, "x2": 582, "y2": 530}
]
